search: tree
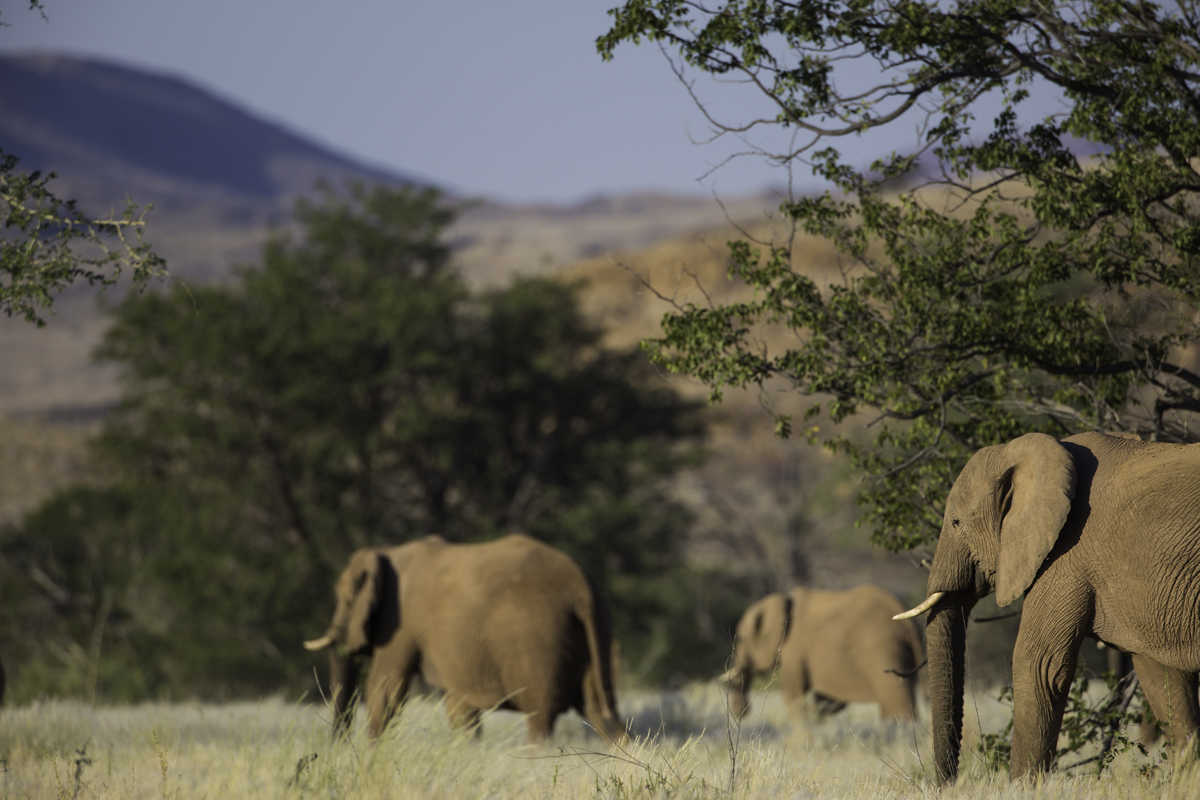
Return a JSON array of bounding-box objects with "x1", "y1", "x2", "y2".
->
[
  {"x1": 1, "y1": 152, "x2": 165, "y2": 326},
  {"x1": 599, "y1": 0, "x2": 1200, "y2": 550},
  {"x1": 0, "y1": 183, "x2": 731, "y2": 700},
  {"x1": 2, "y1": 3, "x2": 165, "y2": 325},
  {"x1": 96, "y1": 184, "x2": 467, "y2": 574},
  {"x1": 0, "y1": 482, "x2": 277, "y2": 701}
]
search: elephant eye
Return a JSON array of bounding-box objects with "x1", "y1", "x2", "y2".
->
[{"x1": 951, "y1": 518, "x2": 960, "y2": 529}]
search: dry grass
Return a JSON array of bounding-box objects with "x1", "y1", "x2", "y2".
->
[{"x1": 1, "y1": 683, "x2": 1193, "y2": 799}]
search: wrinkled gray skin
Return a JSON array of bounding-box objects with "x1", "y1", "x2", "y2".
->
[
  {"x1": 911, "y1": 432, "x2": 1200, "y2": 784},
  {"x1": 727, "y1": 585, "x2": 924, "y2": 721},
  {"x1": 306, "y1": 534, "x2": 624, "y2": 743}
]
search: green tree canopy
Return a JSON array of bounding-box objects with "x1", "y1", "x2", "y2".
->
[
  {"x1": 0, "y1": 184, "x2": 739, "y2": 700},
  {"x1": 95, "y1": 185, "x2": 702, "y2": 579},
  {"x1": 599, "y1": 0, "x2": 1200, "y2": 550}
]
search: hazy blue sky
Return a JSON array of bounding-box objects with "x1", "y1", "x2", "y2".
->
[{"x1": 0, "y1": 1, "x2": 1046, "y2": 204}]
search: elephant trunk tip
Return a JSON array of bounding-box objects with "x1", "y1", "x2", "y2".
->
[
  {"x1": 893, "y1": 591, "x2": 947, "y2": 620},
  {"x1": 303, "y1": 635, "x2": 335, "y2": 651}
]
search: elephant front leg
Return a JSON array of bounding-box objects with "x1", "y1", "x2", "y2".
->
[
  {"x1": 364, "y1": 651, "x2": 417, "y2": 738},
  {"x1": 444, "y1": 695, "x2": 484, "y2": 738},
  {"x1": 1010, "y1": 624, "x2": 1086, "y2": 779},
  {"x1": 781, "y1": 661, "x2": 810, "y2": 720},
  {"x1": 1131, "y1": 655, "x2": 1199, "y2": 757}
]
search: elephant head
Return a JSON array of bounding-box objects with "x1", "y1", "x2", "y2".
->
[
  {"x1": 723, "y1": 592, "x2": 793, "y2": 719},
  {"x1": 895, "y1": 432, "x2": 1075, "y2": 784},
  {"x1": 305, "y1": 549, "x2": 389, "y2": 731}
]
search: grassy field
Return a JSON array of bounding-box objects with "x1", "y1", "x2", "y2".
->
[{"x1": 2, "y1": 683, "x2": 1195, "y2": 800}]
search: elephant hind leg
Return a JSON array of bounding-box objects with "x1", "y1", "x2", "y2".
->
[
  {"x1": 525, "y1": 710, "x2": 556, "y2": 743},
  {"x1": 1131, "y1": 655, "x2": 1199, "y2": 757},
  {"x1": 582, "y1": 667, "x2": 625, "y2": 745},
  {"x1": 812, "y1": 692, "x2": 847, "y2": 719},
  {"x1": 874, "y1": 680, "x2": 918, "y2": 721}
]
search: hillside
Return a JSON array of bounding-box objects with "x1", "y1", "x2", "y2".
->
[
  {"x1": 0, "y1": 53, "x2": 419, "y2": 212},
  {"x1": 0, "y1": 53, "x2": 782, "y2": 416}
]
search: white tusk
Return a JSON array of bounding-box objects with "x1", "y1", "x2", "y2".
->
[
  {"x1": 717, "y1": 667, "x2": 741, "y2": 684},
  {"x1": 303, "y1": 635, "x2": 334, "y2": 651},
  {"x1": 893, "y1": 591, "x2": 947, "y2": 620}
]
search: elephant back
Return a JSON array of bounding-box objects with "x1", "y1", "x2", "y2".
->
[
  {"x1": 798, "y1": 585, "x2": 923, "y2": 701},
  {"x1": 398, "y1": 534, "x2": 621, "y2": 734}
]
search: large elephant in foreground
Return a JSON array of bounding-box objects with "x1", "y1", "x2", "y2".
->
[
  {"x1": 894, "y1": 432, "x2": 1200, "y2": 783},
  {"x1": 304, "y1": 534, "x2": 624, "y2": 743},
  {"x1": 723, "y1": 585, "x2": 924, "y2": 721}
]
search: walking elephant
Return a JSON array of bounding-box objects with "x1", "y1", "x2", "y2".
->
[
  {"x1": 894, "y1": 432, "x2": 1200, "y2": 784},
  {"x1": 722, "y1": 585, "x2": 924, "y2": 721},
  {"x1": 304, "y1": 534, "x2": 624, "y2": 743}
]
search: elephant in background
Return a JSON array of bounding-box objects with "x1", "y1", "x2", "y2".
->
[
  {"x1": 304, "y1": 534, "x2": 624, "y2": 743},
  {"x1": 895, "y1": 432, "x2": 1200, "y2": 783},
  {"x1": 723, "y1": 585, "x2": 924, "y2": 721}
]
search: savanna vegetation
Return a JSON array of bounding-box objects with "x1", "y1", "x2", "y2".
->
[
  {"x1": 7, "y1": 0, "x2": 1200, "y2": 794},
  {"x1": 0, "y1": 183, "x2": 756, "y2": 704},
  {"x1": 598, "y1": 0, "x2": 1200, "y2": 779},
  {"x1": 599, "y1": 0, "x2": 1200, "y2": 546}
]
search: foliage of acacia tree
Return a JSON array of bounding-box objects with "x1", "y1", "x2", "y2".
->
[
  {"x1": 1, "y1": 2, "x2": 165, "y2": 325},
  {"x1": 599, "y1": 0, "x2": 1200, "y2": 550},
  {"x1": 1, "y1": 152, "x2": 165, "y2": 326}
]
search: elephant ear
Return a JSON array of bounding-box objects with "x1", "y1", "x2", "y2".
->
[
  {"x1": 739, "y1": 594, "x2": 787, "y2": 670},
  {"x1": 344, "y1": 551, "x2": 386, "y2": 653},
  {"x1": 995, "y1": 433, "x2": 1076, "y2": 607}
]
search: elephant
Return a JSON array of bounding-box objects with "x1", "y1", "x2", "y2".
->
[
  {"x1": 893, "y1": 432, "x2": 1200, "y2": 784},
  {"x1": 722, "y1": 585, "x2": 925, "y2": 721},
  {"x1": 303, "y1": 533, "x2": 624, "y2": 743}
]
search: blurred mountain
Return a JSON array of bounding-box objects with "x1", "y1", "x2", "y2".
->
[
  {"x1": 0, "y1": 53, "x2": 781, "y2": 419},
  {"x1": 0, "y1": 53, "x2": 421, "y2": 213}
]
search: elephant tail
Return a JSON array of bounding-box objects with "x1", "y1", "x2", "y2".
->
[{"x1": 575, "y1": 580, "x2": 625, "y2": 744}]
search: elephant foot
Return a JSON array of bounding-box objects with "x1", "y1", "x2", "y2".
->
[
  {"x1": 812, "y1": 692, "x2": 847, "y2": 719},
  {"x1": 446, "y1": 699, "x2": 483, "y2": 737}
]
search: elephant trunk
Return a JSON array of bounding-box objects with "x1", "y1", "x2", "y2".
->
[
  {"x1": 925, "y1": 592, "x2": 976, "y2": 786},
  {"x1": 329, "y1": 648, "x2": 360, "y2": 735}
]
